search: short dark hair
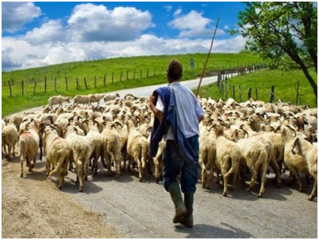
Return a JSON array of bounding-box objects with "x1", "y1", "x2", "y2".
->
[{"x1": 167, "y1": 59, "x2": 183, "y2": 80}]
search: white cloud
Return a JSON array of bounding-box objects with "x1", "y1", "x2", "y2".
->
[
  {"x1": 67, "y1": 3, "x2": 154, "y2": 42},
  {"x1": 2, "y1": 2, "x2": 41, "y2": 33},
  {"x1": 173, "y1": 9, "x2": 182, "y2": 17},
  {"x1": 25, "y1": 20, "x2": 66, "y2": 45},
  {"x1": 2, "y1": 34, "x2": 245, "y2": 71},
  {"x1": 168, "y1": 10, "x2": 222, "y2": 38}
]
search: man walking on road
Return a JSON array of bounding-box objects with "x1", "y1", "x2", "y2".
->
[{"x1": 149, "y1": 59, "x2": 204, "y2": 228}]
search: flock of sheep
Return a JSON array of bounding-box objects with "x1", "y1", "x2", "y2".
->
[{"x1": 2, "y1": 92, "x2": 318, "y2": 201}]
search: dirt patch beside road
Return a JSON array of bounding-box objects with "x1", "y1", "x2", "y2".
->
[{"x1": 2, "y1": 156, "x2": 119, "y2": 238}]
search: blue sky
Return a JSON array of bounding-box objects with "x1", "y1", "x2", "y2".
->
[{"x1": 2, "y1": 1, "x2": 247, "y2": 72}]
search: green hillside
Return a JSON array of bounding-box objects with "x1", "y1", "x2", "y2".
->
[{"x1": 2, "y1": 53, "x2": 317, "y2": 118}]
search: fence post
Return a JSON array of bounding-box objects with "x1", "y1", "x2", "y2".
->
[
  {"x1": 65, "y1": 77, "x2": 68, "y2": 91},
  {"x1": 94, "y1": 76, "x2": 97, "y2": 88},
  {"x1": 255, "y1": 88, "x2": 258, "y2": 100},
  {"x1": 21, "y1": 81, "x2": 24, "y2": 96},
  {"x1": 44, "y1": 76, "x2": 47, "y2": 93},
  {"x1": 33, "y1": 82, "x2": 37, "y2": 95},
  {"x1": 76, "y1": 77, "x2": 79, "y2": 90},
  {"x1": 296, "y1": 81, "x2": 299, "y2": 105},
  {"x1": 127, "y1": 70, "x2": 129, "y2": 80},
  {"x1": 248, "y1": 87, "x2": 252, "y2": 99},
  {"x1": 232, "y1": 85, "x2": 235, "y2": 99},
  {"x1": 120, "y1": 71, "x2": 122, "y2": 81},
  {"x1": 112, "y1": 72, "x2": 114, "y2": 83},
  {"x1": 239, "y1": 85, "x2": 242, "y2": 102},
  {"x1": 147, "y1": 68, "x2": 149, "y2": 77},
  {"x1": 84, "y1": 77, "x2": 88, "y2": 90},
  {"x1": 54, "y1": 78, "x2": 57, "y2": 92},
  {"x1": 225, "y1": 78, "x2": 228, "y2": 99},
  {"x1": 140, "y1": 69, "x2": 142, "y2": 79},
  {"x1": 270, "y1": 86, "x2": 275, "y2": 103},
  {"x1": 8, "y1": 81, "x2": 12, "y2": 98},
  {"x1": 103, "y1": 74, "x2": 106, "y2": 86},
  {"x1": 154, "y1": 67, "x2": 156, "y2": 76}
]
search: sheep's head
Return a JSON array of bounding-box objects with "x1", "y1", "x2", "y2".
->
[
  {"x1": 212, "y1": 124, "x2": 224, "y2": 137},
  {"x1": 291, "y1": 137, "x2": 301, "y2": 155}
]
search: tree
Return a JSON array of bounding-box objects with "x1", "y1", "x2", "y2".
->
[{"x1": 232, "y1": 2, "x2": 317, "y2": 101}]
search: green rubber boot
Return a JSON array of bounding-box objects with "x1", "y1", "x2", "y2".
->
[
  {"x1": 182, "y1": 192, "x2": 194, "y2": 228},
  {"x1": 168, "y1": 183, "x2": 187, "y2": 224}
]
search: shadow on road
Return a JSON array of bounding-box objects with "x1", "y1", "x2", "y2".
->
[{"x1": 175, "y1": 222, "x2": 252, "y2": 238}]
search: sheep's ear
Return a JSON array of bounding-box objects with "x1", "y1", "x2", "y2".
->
[{"x1": 304, "y1": 137, "x2": 313, "y2": 144}]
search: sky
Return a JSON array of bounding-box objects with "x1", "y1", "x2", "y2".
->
[{"x1": 2, "y1": 1, "x2": 247, "y2": 72}]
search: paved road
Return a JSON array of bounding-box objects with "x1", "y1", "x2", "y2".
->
[
  {"x1": 105, "y1": 75, "x2": 219, "y2": 98},
  {"x1": 12, "y1": 75, "x2": 318, "y2": 238},
  {"x1": 63, "y1": 163, "x2": 317, "y2": 238}
]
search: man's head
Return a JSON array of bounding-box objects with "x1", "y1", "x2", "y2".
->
[{"x1": 167, "y1": 59, "x2": 182, "y2": 82}]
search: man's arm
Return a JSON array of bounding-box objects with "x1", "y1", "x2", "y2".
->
[{"x1": 149, "y1": 95, "x2": 164, "y2": 122}]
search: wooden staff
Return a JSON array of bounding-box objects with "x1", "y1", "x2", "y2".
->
[{"x1": 195, "y1": 18, "x2": 219, "y2": 96}]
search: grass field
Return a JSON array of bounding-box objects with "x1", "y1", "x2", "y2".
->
[{"x1": 2, "y1": 53, "x2": 317, "y2": 117}]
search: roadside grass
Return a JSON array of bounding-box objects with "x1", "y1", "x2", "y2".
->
[{"x1": 198, "y1": 69, "x2": 317, "y2": 108}]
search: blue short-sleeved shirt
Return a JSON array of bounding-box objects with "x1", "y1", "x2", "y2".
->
[{"x1": 156, "y1": 82, "x2": 204, "y2": 140}]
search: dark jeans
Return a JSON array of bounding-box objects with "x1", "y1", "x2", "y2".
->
[{"x1": 162, "y1": 136, "x2": 199, "y2": 194}]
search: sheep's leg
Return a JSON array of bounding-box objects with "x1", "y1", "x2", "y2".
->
[
  {"x1": 20, "y1": 156, "x2": 24, "y2": 178},
  {"x1": 137, "y1": 158, "x2": 143, "y2": 182},
  {"x1": 270, "y1": 159, "x2": 282, "y2": 187},
  {"x1": 308, "y1": 179, "x2": 317, "y2": 201},
  {"x1": 208, "y1": 167, "x2": 214, "y2": 190},
  {"x1": 258, "y1": 162, "x2": 268, "y2": 198},
  {"x1": 247, "y1": 165, "x2": 257, "y2": 192},
  {"x1": 28, "y1": 157, "x2": 33, "y2": 172},
  {"x1": 153, "y1": 156, "x2": 161, "y2": 183},
  {"x1": 93, "y1": 156, "x2": 98, "y2": 175},
  {"x1": 46, "y1": 159, "x2": 51, "y2": 176},
  {"x1": 84, "y1": 159, "x2": 89, "y2": 181},
  {"x1": 77, "y1": 164, "x2": 84, "y2": 192},
  {"x1": 107, "y1": 152, "x2": 113, "y2": 175},
  {"x1": 58, "y1": 174, "x2": 64, "y2": 189},
  {"x1": 305, "y1": 174, "x2": 311, "y2": 185},
  {"x1": 7, "y1": 144, "x2": 12, "y2": 160},
  {"x1": 289, "y1": 166, "x2": 303, "y2": 192},
  {"x1": 199, "y1": 156, "x2": 207, "y2": 188},
  {"x1": 114, "y1": 152, "x2": 121, "y2": 178},
  {"x1": 12, "y1": 143, "x2": 16, "y2": 157},
  {"x1": 221, "y1": 168, "x2": 229, "y2": 197}
]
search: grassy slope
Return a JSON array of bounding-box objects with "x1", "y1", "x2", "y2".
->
[{"x1": 2, "y1": 53, "x2": 317, "y2": 117}]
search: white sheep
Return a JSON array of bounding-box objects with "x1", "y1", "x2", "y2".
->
[
  {"x1": 64, "y1": 125, "x2": 91, "y2": 192},
  {"x1": 80, "y1": 120, "x2": 103, "y2": 175},
  {"x1": 292, "y1": 136, "x2": 317, "y2": 201},
  {"x1": 281, "y1": 126, "x2": 310, "y2": 192},
  {"x1": 213, "y1": 124, "x2": 241, "y2": 196},
  {"x1": 199, "y1": 135, "x2": 216, "y2": 189},
  {"x1": 2, "y1": 122, "x2": 18, "y2": 160},
  {"x1": 126, "y1": 120, "x2": 150, "y2": 182},
  {"x1": 19, "y1": 121, "x2": 40, "y2": 178},
  {"x1": 73, "y1": 94, "x2": 97, "y2": 106},
  {"x1": 40, "y1": 125, "x2": 71, "y2": 189},
  {"x1": 103, "y1": 93, "x2": 120, "y2": 103},
  {"x1": 48, "y1": 95, "x2": 70, "y2": 108},
  {"x1": 100, "y1": 121, "x2": 122, "y2": 178},
  {"x1": 232, "y1": 129, "x2": 268, "y2": 197}
]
